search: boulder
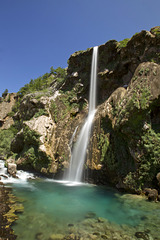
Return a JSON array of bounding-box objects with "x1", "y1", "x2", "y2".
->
[
  {"x1": 7, "y1": 163, "x2": 17, "y2": 177},
  {"x1": 135, "y1": 231, "x2": 149, "y2": 239},
  {"x1": 144, "y1": 188, "x2": 158, "y2": 201},
  {"x1": 156, "y1": 172, "x2": 160, "y2": 185},
  {"x1": 11, "y1": 129, "x2": 24, "y2": 153},
  {"x1": 18, "y1": 95, "x2": 45, "y2": 120}
]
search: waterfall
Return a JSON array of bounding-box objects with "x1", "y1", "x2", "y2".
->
[{"x1": 66, "y1": 46, "x2": 98, "y2": 182}]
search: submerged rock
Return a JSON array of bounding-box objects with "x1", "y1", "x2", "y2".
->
[
  {"x1": 85, "y1": 211, "x2": 97, "y2": 219},
  {"x1": 48, "y1": 233, "x2": 65, "y2": 240},
  {"x1": 135, "y1": 231, "x2": 150, "y2": 240},
  {"x1": 0, "y1": 185, "x2": 17, "y2": 239}
]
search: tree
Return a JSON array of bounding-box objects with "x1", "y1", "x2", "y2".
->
[
  {"x1": 50, "y1": 66, "x2": 55, "y2": 74},
  {"x1": 2, "y1": 89, "x2": 8, "y2": 98}
]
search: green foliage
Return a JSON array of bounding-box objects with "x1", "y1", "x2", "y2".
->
[
  {"x1": 138, "y1": 68, "x2": 144, "y2": 76},
  {"x1": 138, "y1": 128, "x2": 160, "y2": 185},
  {"x1": 124, "y1": 126, "x2": 160, "y2": 190},
  {"x1": 105, "y1": 145, "x2": 117, "y2": 171},
  {"x1": 0, "y1": 128, "x2": 15, "y2": 158},
  {"x1": 11, "y1": 99, "x2": 21, "y2": 114},
  {"x1": 132, "y1": 75, "x2": 138, "y2": 82},
  {"x1": 50, "y1": 89, "x2": 79, "y2": 122},
  {"x1": 126, "y1": 85, "x2": 151, "y2": 111},
  {"x1": 23, "y1": 126, "x2": 40, "y2": 146},
  {"x1": 98, "y1": 133, "x2": 109, "y2": 162},
  {"x1": 2, "y1": 89, "x2": 8, "y2": 98},
  {"x1": 151, "y1": 27, "x2": 160, "y2": 36},
  {"x1": 118, "y1": 38, "x2": 130, "y2": 48},
  {"x1": 18, "y1": 67, "x2": 67, "y2": 97},
  {"x1": 124, "y1": 172, "x2": 139, "y2": 191},
  {"x1": 7, "y1": 111, "x2": 15, "y2": 117},
  {"x1": 33, "y1": 108, "x2": 48, "y2": 118},
  {"x1": 145, "y1": 68, "x2": 150, "y2": 76},
  {"x1": 22, "y1": 146, "x2": 51, "y2": 171},
  {"x1": 50, "y1": 100, "x2": 58, "y2": 123},
  {"x1": 9, "y1": 122, "x2": 21, "y2": 135}
]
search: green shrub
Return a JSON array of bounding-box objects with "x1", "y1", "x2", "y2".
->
[
  {"x1": 18, "y1": 67, "x2": 67, "y2": 97},
  {"x1": 118, "y1": 38, "x2": 130, "y2": 48},
  {"x1": 33, "y1": 109, "x2": 48, "y2": 118},
  {"x1": 2, "y1": 89, "x2": 8, "y2": 98},
  {"x1": 21, "y1": 146, "x2": 52, "y2": 171},
  {"x1": 138, "y1": 128, "x2": 160, "y2": 185},
  {"x1": 98, "y1": 133, "x2": 109, "y2": 162},
  {"x1": 0, "y1": 128, "x2": 15, "y2": 158},
  {"x1": 23, "y1": 126, "x2": 40, "y2": 146},
  {"x1": 50, "y1": 100, "x2": 58, "y2": 123}
]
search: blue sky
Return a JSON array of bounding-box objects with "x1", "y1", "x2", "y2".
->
[{"x1": 0, "y1": 0, "x2": 159, "y2": 95}]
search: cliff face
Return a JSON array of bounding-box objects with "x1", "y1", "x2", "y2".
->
[
  {"x1": 1, "y1": 26, "x2": 160, "y2": 192},
  {"x1": 0, "y1": 93, "x2": 17, "y2": 129}
]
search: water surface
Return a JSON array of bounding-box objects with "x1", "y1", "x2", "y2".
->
[
  {"x1": 10, "y1": 179, "x2": 160, "y2": 240},
  {"x1": 1, "y1": 161, "x2": 160, "y2": 240}
]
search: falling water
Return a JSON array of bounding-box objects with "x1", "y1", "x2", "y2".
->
[{"x1": 67, "y1": 46, "x2": 98, "y2": 182}]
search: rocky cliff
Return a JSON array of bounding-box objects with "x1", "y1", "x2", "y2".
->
[
  {"x1": 1, "y1": 26, "x2": 160, "y2": 193},
  {"x1": 0, "y1": 93, "x2": 17, "y2": 129}
]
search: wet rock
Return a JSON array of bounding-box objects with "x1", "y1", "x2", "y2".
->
[
  {"x1": 144, "y1": 188, "x2": 152, "y2": 196},
  {"x1": 35, "y1": 232, "x2": 44, "y2": 240},
  {"x1": 85, "y1": 211, "x2": 97, "y2": 219},
  {"x1": 135, "y1": 231, "x2": 150, "y2": 240},
  {"x1": 7, "y1": 163, "x2": 17, "y2": 177},
  {"x1": 144, "y1": 188, "x2": 158, "y2": 201},
  {"x1": 97, "y1": 217, "x2": 105, "y2": 223},
  {"x1": 6, "y1": 158, "x2": 15, "y2": 164},
  {"x1": 68, "y1": 223, "x2": 74, "y2": 227},
  {"x1": 0, "y1": 186, "x2": 17, "y2": 239},
  {"x1": 48, "y1": 233, "x2": 65, "y2": 239},
  {"x1": 156, "y1": 172, "x2": 160, "y2": 185},
  {"x1": 0, "y1": 174, "x2": 8, "y2": 178}
]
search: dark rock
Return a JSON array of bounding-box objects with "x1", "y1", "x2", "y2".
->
[
  {"x1": 18, "y1": 95, "x2": 45, "y2": 120},
  {"x1": 156, "y1": 172, "x2": 160, "y2": 184},
  {"x1": 144, "y1": 188, "x2": 158, "y2": 201},
  {"x1": 85, "y1": 211, "x2": 97, "y2": 219},
  {"x1": 11, "y1": 129, "x2": 24, "y2": 153},
  {"x1": 35, "y1": 232, "x2": 44, "y2": 240},
  {"x1": 0, "y1": 174, "x2": 8, "y2": 178},
  {"x1": 68, "y1": 223, "x2": 74, "y2": 227},
  {"x1": 0, "y1": 185, "x2": 17, "y2": 239},
  {"x1": 135, "y1": 231, "x2": 149, "y2": 240},
  {"x1": 144, "y1": 188, "x2": 152, "y2": 196}
]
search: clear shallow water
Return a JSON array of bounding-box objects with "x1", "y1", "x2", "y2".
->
[
  {"x1": 1, "y1": 160, "x2": 160, "y2": 240},
  {"x1": 9, "y1": 179, "x2": 160, "y2": 240},
  {"x1": 12, "y1": 180, "x2": 140, "y2": 225}
]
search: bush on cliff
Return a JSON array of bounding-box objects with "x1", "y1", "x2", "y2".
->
[
  {"x1": 0, "y1": 128, "x2": 15, "y2": 158},
  {"x1": 18, "y1": 67, "x2": 67, "y2": 97}
]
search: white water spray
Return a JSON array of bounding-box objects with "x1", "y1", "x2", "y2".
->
[
  {"x1": 66, "y1": 46, "x2": 98, "y2": 182},
  {"x1": 0, "y1": 160, "x2": 35, "y2": 184}
]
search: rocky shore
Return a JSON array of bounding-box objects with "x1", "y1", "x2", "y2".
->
[
  {"x1": 0, "y1": 176, "x2": 24, "y2": 240},
  {"x1": 0, "y1": 182, "x2": 17, "y2": 240}
]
